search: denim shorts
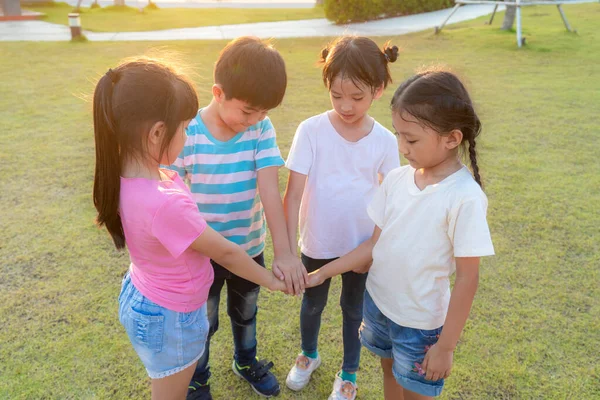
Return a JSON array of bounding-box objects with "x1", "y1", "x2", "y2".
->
[
  {"x1": 118, "y1": 273, "x2": 209, "y2": 379},
  {"x1": 359, "y1": 290, "x2": 444, "y2": 397}
]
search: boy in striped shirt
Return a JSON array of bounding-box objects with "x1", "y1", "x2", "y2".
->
[{"x1": 170, "y1": 37, "x2": 307, "y2": 399}]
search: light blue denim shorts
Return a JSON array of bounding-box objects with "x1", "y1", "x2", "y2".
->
[
  {"x1": 118, "y1": 273, "x2": 209, "y2": 379},
  {"x1": 359, "y1": 290, "x2": 444, "y2": 397}
]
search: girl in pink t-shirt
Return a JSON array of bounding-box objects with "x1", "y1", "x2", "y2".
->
[{"x1": 92, "y1": 58, "x2": 285, "y2": 400}]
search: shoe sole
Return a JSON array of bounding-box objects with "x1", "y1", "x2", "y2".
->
[
  {"x1": 285, "y1": 357, "x2": 322, "y2": 392},
  {"x1": 231, "y1": 360, "x2": 281, "y2": 398}
]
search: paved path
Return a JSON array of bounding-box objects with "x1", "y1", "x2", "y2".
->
[
  {"x1": 0, "y1": 4, "x2": 503, "y2": 42},
  {"x1": 63, "y1": 0, "x2": 317, "y2": 9}
]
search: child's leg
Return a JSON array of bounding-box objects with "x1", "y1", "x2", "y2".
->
[
  {"x1": 300, "y1": 254, "x2": 336, "y2": 356},
  {"x1": 402, "y1": 388, "x2": 433, "y2": 400},
  {"x1": 226, "y1": 253, "x2": 280, "y2": 396},
  {"x1": 189, "y1": 263, "x2": 227, "y2": 387},
  {"x1": 226, "y1": 253, "x2": 264, "y2": 365},
  {"x1": 381, "y1": 357, "x2": 404, "y2": 400},
  {"x1": 339, "y1": 270, "x2": 368, "y2": 374},
  {"x1": 152, "y1": 362, "x2": 198, "y2": 400}
]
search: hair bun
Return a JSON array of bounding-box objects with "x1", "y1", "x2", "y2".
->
[
  {"x1": 321, "y1": 47, "x2": 330, "y2": 62},
  {"x1": 383, "y1": 45, "x2": 399, "y2": 63}
]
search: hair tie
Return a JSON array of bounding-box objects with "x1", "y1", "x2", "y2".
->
[
  {"x1": 106, "y1": 68, "x2": 118, "y2": 84},
  {"x1": 384, "y1": 53, "x2": 390, "y2": 62}
]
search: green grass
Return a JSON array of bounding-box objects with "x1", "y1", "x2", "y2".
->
[
  {"x1": 25, "y1": 2, "x2": 325, "y2": 32},
  {"x1": 1, "y1": 4, "x2": 599, "y2": 399}
]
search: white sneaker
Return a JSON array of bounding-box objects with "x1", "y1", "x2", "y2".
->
[
  {"x1": 285, "y1": 353, "x2": 321, "y2": 391},
  {"x1": 328, "y1": 373, "x2": 357, "y2": 400}
]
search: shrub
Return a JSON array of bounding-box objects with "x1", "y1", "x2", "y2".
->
[
  {"x1": 145, "y1": 1, "x2": 159, "y2": 10},
  {"x1": 324, "y1": 0, "x2": 453, "y2": 24}
]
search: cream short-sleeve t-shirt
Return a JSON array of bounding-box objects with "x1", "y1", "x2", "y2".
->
[{"x1": 366, "y1": 165, "x2": 495, "y2": 330}]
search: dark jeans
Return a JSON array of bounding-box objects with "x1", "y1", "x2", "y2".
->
[
  {"x1": 300, "y1": 253, "x2": 367, "y2": 372},
  {"x1": 192, "y1": 253, "x2": 264, "y2": 383}
]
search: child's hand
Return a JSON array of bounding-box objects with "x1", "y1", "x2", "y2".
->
[
  {"x1": 272, "y1": 253, "x2": 308, "y2": 296},
  {"x1": 352, "y1": 261, "x2": 372, "y2": 274},
  {"x1": 306, "y1": 270, "x2": 326, "y2": 288},
  {"x1": 267, "y1": 273, "x2": 288, "y2": 293},
  {"x1": 421, "y1": 344, "x2": 453, "y2": 381}
]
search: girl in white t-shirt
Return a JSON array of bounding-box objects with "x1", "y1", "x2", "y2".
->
[
  {"x1": 307, "y1": 70, "x2": 495, "y2": 399},
  {"x1": 283, "y1": 36, "x2": 401, "y2": 400}
]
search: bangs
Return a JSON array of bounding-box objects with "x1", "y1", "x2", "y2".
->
[{"x1": 323, "y1": 52, "x2": 380, "y2": 93}]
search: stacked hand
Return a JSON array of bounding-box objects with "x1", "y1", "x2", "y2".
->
[{"x1": 272, "y1": 253, "x2": 308, "y2": 296}]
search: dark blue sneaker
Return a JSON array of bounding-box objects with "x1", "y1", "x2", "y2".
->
[
  {"x1": 187, "y1": 379, "x2": 212, "y2": 400},
  {"x1": 232, "y1": 358, "x2": 281, "y2": 397}
]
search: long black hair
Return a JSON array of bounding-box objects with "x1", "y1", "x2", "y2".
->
[{"x1": 92, "y1": 57, "x2": 199, "y2": 249}]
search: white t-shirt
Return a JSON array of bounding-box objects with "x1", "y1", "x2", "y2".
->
[
  {"x1": 366, "y1": 165, "x2": 495, "y2": 330},
  {"x1": 286, "y1": 111, "x2": 400, "y2": 259}
]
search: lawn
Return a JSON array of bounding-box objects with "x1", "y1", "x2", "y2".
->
[
  {"x1": 1, "y1": 4, "x2": 599, "y2": 399},
  {"x1": 24, "y1": 2, "x2": 325, "y2": 32}
]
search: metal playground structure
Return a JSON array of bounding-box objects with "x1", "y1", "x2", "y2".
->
[{"x1": 435, "y1": 0, "x2": 598, "y2": 47}]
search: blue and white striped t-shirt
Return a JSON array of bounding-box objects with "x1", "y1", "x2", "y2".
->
[{"x1": 169, "y1": 111, "x2": 284, "y2": 257}]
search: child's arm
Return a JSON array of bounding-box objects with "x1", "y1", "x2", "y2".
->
[
  {"x1": 282, "y1": 171, "x2": 306, "y2": 262},
  {"x1": 190, "y1": 225, "x2": 286, "y2": 292},
  {"x1": 257, "y1": 166, "x2": 308, "y2": 295},
  {"x1": 306, "y1": 226, "x2": 381, "y2": 288},
  {"x1": 422, "y1": 257, "x2": 480, "y2": 381}
]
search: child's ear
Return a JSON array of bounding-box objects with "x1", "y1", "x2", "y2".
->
[
  {"x1": 373, "y1": 85, "x2": 385, "y2": 101},
  {"x1": 212, "y1": 84, "x2": 225, "y2": 103},
  {"x1": 148, "y1": 121, "x2": 166, "y2": 146},
  {"x1": 445, "y1": 129, "x2": 463, "y2": 150}
]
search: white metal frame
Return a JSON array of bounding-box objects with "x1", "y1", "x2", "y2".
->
[{"x1": 435, "y1": 0, "x2": 597, "y2": 47}]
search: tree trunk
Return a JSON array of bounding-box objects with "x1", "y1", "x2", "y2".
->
[
  {"x1": 2, "y1": 0, "x2": 22, "y2": 16},
  {"x1": 114, "y1": 0, "x2": 125, "y2": 6},
  {"x1": 316, "y1": 0, "x2": 324, "y2": 5},
  {"x1": 74, "y1": 0, "x2": 83, "y2": 12},
  {"x1": 501, "y1": 2, "x2": 516, "y2": 30}
]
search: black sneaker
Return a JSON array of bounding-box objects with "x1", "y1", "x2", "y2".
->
[
  {"x1": 187, "y1": 379, "x2": 212, "y2": 400},
  {"x1": 232, "y1": 358, "x2": 281, "y2": 397}
]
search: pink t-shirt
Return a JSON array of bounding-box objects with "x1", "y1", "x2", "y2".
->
[{"x1": 120, "y1": 169, "x2": 214, "y2": 313}]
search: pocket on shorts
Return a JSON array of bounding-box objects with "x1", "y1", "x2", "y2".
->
[
  {"x1": 129, "y1": 307, "x2": 165, "y2": 354},
  {"x1": 178, "y1": 306, "x2": 205, "y2": 329},
  {"x1": 417, "y1": 326, "x2": 443, "y2": 341}
]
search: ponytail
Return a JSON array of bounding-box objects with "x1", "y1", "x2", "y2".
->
[
  {"x1": 383, "y1": 44, "x2": 399, "y2": 63},
  {"x1": 93, "y1": 71, "x2": 125, "y2": 249},
  {"x1": 468, "y1": 136, "x2": 482, "y2": 188}
]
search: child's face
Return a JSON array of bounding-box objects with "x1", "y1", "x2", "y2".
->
[
  {"x1": 217, "y1": 95, "x2": 268, "y2": 134},
  {"x1": 392, "y1": 111, "x2": 454, "y2": 170},
  {"x1": 161, "y1": 119, "x2": 191, "y2": 166},
  {"x1": 329, "y1": 77, "x2": 382, "y2": 125}
]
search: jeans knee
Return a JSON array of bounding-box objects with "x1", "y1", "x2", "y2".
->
[
  {"x1": 341, "y1": 301, "x2": 363, "y2": 322},
  {"x1": 302, "y1": 297, "x2": 327, "y2": 317},
  {"x1": 229, "y1": 302, "x2": 258, "y2": 324}
]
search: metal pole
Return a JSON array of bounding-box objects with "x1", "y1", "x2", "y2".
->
[
  {"x1": 487, "y1": 4, "x2": 499, "y2": 25},
  {"x1": 516, "y1": 0, "x2": 523, "y2": 47},
  {"x1": 557, "y1": 5, "x2": 573, "y2": 31},
  {"x1": 435, "y1": 4, "x2": 462, "y2": 34}
]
